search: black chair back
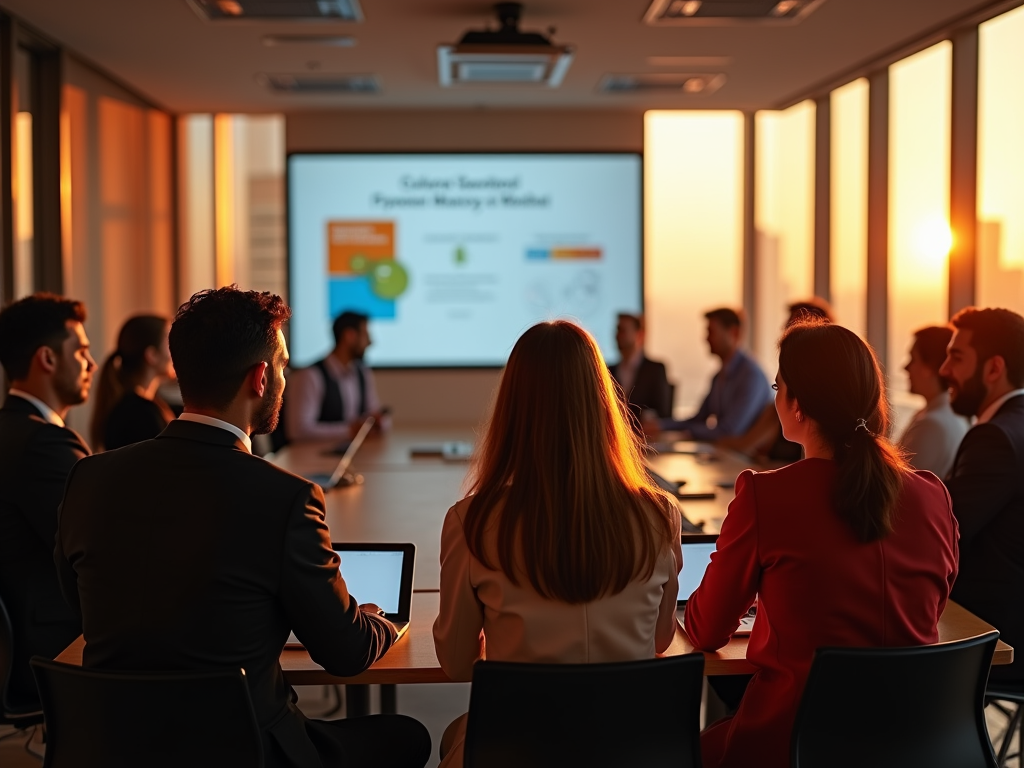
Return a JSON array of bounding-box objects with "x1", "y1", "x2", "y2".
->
[
  {"x1": 30, "y1": 658, "x2": 264, "y2": 768},
  {"x1": 464, "y1": 654, "x2": 704, "y2": 768},
  {"x1": 0, "y1": 593, "x2": 43, "y2": 724},
  {"x1": 791, "y1": 631, "x2": 999, "y2": 768},
  {"x1": 0, "y1": 592, "x2": 17, "y2": 712}
]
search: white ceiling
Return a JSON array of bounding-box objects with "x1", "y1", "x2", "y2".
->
[{"x1": 0, "y1": 0, "x2": 1011, "y2": 113}]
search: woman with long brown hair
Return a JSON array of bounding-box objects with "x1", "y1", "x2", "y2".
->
[
  {"x1": 433, "y1": 320, "x2": 682, "y2": 766},
  {"x1": 89, "y1": 315, "x2": 175, "y2": 451},
  {"x1": 686, "y1": 319, "x2": 958, "y2": 768}
]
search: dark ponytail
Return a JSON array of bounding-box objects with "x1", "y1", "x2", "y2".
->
[
  {"x1": 778, "y1": 320, "x2": 909, "y2": 543},
  {"x1": 89, "y1": 315, "x2": 168, "y2": 450}
]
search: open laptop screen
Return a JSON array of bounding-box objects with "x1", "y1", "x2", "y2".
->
[
  {"x1": 331, "y1": 543, "x2": 415, "y2": 622},
  {"x1": 678, "y1": 538, "x2": 717, "y2": 604},
  {"x1": 338, "y1": 549, "x2": 405, "y2": 614}
]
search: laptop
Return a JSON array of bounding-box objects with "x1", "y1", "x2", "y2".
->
[
  {"x1": 676, "y1": 534, "x2": 755, "y2": 636},
  {"x1": 305, "y1": 416, "x2": 375, "y2": 490},
  {"x1": 285, "y1": 542, "x2": 416, "y2": 649}
]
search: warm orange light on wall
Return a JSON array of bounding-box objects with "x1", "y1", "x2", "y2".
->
[{"x1": 213, "y1": 114, "x2": 235, "y2": 287}]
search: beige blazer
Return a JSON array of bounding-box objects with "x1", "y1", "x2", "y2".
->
[{"x1": 432, "y1": 495, "x2": 683, "y2": 681}]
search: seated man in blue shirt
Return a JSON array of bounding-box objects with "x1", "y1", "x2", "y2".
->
[{"x1": 657, "y1": 308, "x2": 772, "y2": 441}]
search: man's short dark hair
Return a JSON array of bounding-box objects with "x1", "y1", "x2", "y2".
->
[
  {"x1": 913, "y1": 325, "x2": 954, "y2": 385},
  {"x1": 332, "y1": 311, "x2": 368, "y2": 346},
  {"x1": 169, "y1": 287, "x2": 291, "y2": 409},
  {"x1": 950, "y1": 307, "x2": 1024, "y2": 388},
  {"x1": 0, "y1": 293, "x2": 87, "y2": 381},
  {"x1": 704, "y1": 307, "x2": 743, "y2": 330},
  {"x1": 617, "y1": 312, "x2": 644, "y2": 332}
]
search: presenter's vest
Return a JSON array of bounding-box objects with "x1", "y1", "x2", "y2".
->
[
  {"x1": 312, "y1": 357, "x2": 367, "y2": 423},
  {"x1": 270, "y1": 358, "x2": 367, "y2": 451}
]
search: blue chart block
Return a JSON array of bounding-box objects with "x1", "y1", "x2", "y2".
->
[
  {"x1": 526, "y1": 248, "x2": 550, "y2": 260},
  {"x1": 328, "y1": 277, "x2": 396, "y2": 319}
]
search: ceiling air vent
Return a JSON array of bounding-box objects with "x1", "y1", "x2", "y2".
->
[
  {"x1": 262, "y1": 34, "x2": 356, "y2": 47},
  {"x1": 643, "y1": 0, "x2": 825, "y2": 25},
  {"x1": 438, "y1": 3, "x2": 573, "y2": 87},
  {"x1": 187, "y1": 0, "x2": 363, "y2": 22},
  {"x1": 599, "y1": 73, "x2": 726, "y2": 95},
  {"x1": 259, "y1": 73, "x2": 378, "y2": 94}
]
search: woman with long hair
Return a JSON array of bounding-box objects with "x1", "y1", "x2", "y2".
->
[
  {"x1": 89, "y1": 315, "x2": 175, "y2": 451},
  {"x1": 433, "y1": 321, "x2": 683, "y2": 767},
  {"x1": 686, "y1": 319, "x2": 958, "y2": 768}
]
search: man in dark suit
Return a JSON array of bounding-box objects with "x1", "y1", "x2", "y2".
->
[
  {"x1": 609, "y1": 312, "x2": 672, "y2": 420},
  {"x1": 56, "y1": 287, "x2": 430, "y2": 767},
  {"x1": 940, "y1": 306, "x2": 1024, "y2": 683},
  {"x1": 0, "y1": 293, "x2": 94, "y2": 710}
]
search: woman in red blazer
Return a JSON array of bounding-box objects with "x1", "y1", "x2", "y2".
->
[{"x1": 685, "y1": 319, "x2": 959, "y2": 768}]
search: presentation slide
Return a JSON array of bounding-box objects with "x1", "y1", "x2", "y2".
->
[{"x1": 288, "y1": 153, "x2": 642, "y2": 367}]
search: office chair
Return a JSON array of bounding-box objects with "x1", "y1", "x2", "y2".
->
[
  {"x1": 985, "y1": 680, "x2": 1023, "y2": 768},
  {"x1": 790, "y1": 631, "x2": 999, "y2": 768},
  {"x1": 0, "y1": 594, "x2": 45, "y2": 731},
  {"x1": 463, "y1": 654, "x2": 704, "y2": 768},
  {"x1": 30, "y1": 658, "x2": 263, "y2": 768}
]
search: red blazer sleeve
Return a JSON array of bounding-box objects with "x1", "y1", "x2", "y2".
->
[{"x1": 684, "y1": 469, "x2": 761, "y2": 651}]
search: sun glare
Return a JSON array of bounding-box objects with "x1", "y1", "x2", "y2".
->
[{"x1": 913, "y1": 217, "x2": 953, "y2": 265}]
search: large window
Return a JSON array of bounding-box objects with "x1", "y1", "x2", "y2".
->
[
  {"x1": 13, "y1": 46, "x2": 33, "y2": 299},
  {"x1": 644, "y1": 111, "x2": 744, "y2": 415},
  {"x1": 754, "y1": 101, "x2": 815, "y2": 368},
  {"x1": 180, "y1": 113, "x2": 285, "y2": 300},
  {"x1": 830, "y1": 78, "x2": 869, "y2": 338},
  {"x1": 977, "y1": 5, "x2": 1024, "y2": 314},
  {"x1": 61, "y1": 57, "x2": 175, "y2": 435},
  {"x1": 888, "y1": 42, "x2": 952, "y2": 392}
]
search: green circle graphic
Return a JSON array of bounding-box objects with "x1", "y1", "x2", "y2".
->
[
  {"x1": 370, "y1": 261, "x2": 409, "y2": 299},
  {"x1": 349, "y1": 254, "x2": 370, "y2": 274}
]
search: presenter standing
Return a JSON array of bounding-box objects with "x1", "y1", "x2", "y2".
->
[{"x1": 281, "y1": 310, "x2": 387, "y2": 444}]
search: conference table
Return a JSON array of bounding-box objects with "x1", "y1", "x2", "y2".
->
[
  {"x1": 57, "y1": 427, "x2": 1014, "y2": 688},
  {"x1": 254, "y1": 428, "x2": 1015, "y2": 679}
]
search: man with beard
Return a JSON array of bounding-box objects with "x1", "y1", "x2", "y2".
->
[
  {"x1": 0, "y1": 293, "x2": 94, "y2": 711},
  {"x1": 939, "y1": 306, "x2": 1024, "y2": 684},
  {"x1": 55, "y1": 287, "x2": 431, "y2": 767},
  {"x1": 282, "y1": 309, "x2": 386, "y2": 444}
]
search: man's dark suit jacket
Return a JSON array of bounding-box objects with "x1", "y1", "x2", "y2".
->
[
  {"x1": 946, "y1": 393, "x2": 1024, "y2": 683},
  {"x1": 55, "y1": 420, "x2": 397, "y2": 766},
  {"x1": 609, "y1": 355, "x2": 672, "y2": 419},
  {"x1": 0, "y1": 394, "x2": 87, "y2": 709}
]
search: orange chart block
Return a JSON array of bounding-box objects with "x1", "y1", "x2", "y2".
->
[
  {"x1": 328, "y1": 221, "x2": 395, "y2": 274},
  {"x1": 550, "y1": 248, "x2": 602, "y2": 260}
]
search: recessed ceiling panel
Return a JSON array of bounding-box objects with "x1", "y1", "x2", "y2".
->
[
  {"x1": 187, "y1": 0, "x2": 363, "y2": 22},
  {"x1": 644, "y1": 0, "x2": 826, "y2": 25}
]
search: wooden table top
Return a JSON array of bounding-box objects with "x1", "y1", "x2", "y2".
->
[
  {"x1": 271, "y1": 426, "x2": 479, "y2": 474},
  {"x1": 270, "y1": 430, "x2": 760, "y2": 590},
  {"x1": 56, "y1": 594, "x2": 1012, "y2": 684},
  {"x1": 272, "y1": 428, "x2": 477, "y2": 591}
]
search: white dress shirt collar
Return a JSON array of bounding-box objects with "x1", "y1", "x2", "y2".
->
[
  {"x1": 7, "y1": 388, "x2": 65, "y2": 427},
  {"x1": 177, "y1": 412, "x2": 253, "y2": 453},
  {"x1": 977, "y1": 388, "x2": 1024, "y2": 425}
]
